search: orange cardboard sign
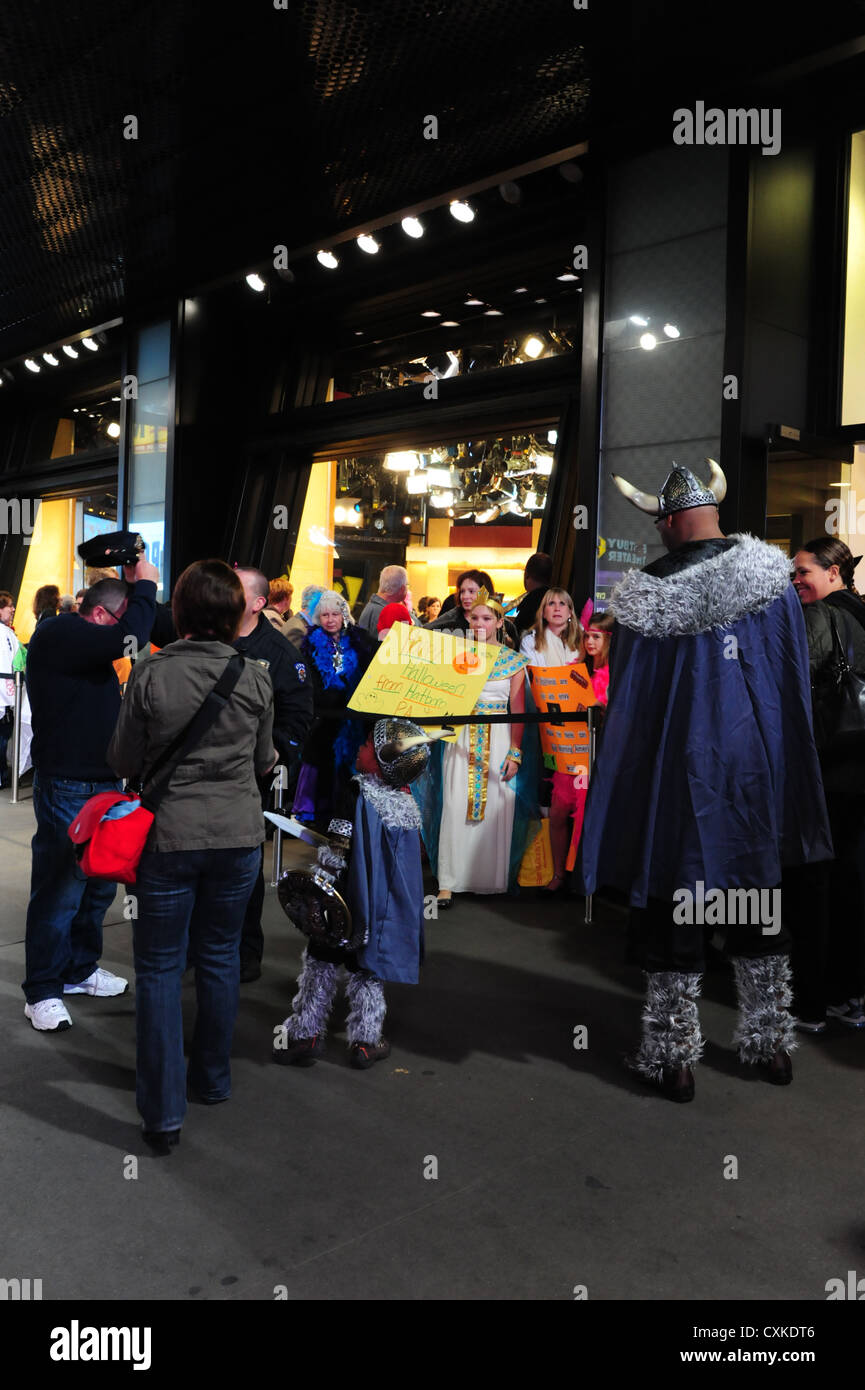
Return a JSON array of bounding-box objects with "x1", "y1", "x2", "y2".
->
[{"x1": 526, "y1": 662, "x2": 597, "y2": 775}]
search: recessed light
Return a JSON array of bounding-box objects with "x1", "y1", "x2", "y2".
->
[
  {"x1": 357, "y1": 234, "x2": 380, "y2": 254},
  {"x1": 24, "y1": 358, "x2": 40, "y2": 372},
  {"x1": 663, "y1": 323, "x2": 680, "y2": 338},
  {"x1": 401, "y1": 217, "x2": 424, "y2": 238},
  {"x1": 449, "y1": 200, "x2": 475, "y2": 223},
  {"x1": 629, "y1": 315, "x2": 649, "y2": 326},
  {"x1": 440, "y1": 320, "x2": 459, "y2": 327},
  {"x1": 535, "y1": 298, "x2": 547, "y2": 304},
  {"x1": 245, "y1": 273, "x2": 266, "y2": 292},
  {"x1": 464, "y1": 297, "x2": 484, "y2": 306},
  {"x1": 639, "y1": 333, "x2": 657, "y2": 351},
  {"x1": 484, "y1": 309, "x2": 503, "y2": 316},
  {"x1": 421, "y1": 310, "x2": 441, "y2": 318},
  {"x1": 62, "y1": 344, "x2": 78, "y2": 358},
  {"x1": 513, "y1": 287, "x2": 528, "y2": 294},
  {"x1": 316, "y1": 249, "x2": 339, "y2": 269},
  {"x1": 557, "y1": 272, "x2": 578, "y2": 282},
  {"x1": 43, "y1": 352, "x2": 59, "y2": 366},
  {"x1": 81, "y1": 337, "x2": 99, "y2": 350}
]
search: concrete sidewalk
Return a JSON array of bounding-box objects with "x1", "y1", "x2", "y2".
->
[{"x1": 1, "y1": 783, "x2": 863, "y2": 1302}]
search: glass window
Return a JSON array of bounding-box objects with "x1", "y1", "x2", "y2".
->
[{"x1": 842, "y1": 129, "x2": 865, "y2": 426}]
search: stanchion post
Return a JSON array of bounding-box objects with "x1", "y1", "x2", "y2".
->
[
  {"x1": 584, "y1": 706, "x2": 597, "y2": 925},
  {"x1": 10, "y1": 670, "x2": 23, "y2": 805},
  {"x1": 271, "y1": 763, "x2": 287, "y2": 886}
]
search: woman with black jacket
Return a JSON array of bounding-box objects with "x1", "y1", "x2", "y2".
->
[{"x1": 789, "y1": 537, "x2": 865, "y2": 1031}]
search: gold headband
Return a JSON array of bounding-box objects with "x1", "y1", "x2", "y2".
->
[{"x1": 470, "y1": 586, "x2": 505, "y2": 620}]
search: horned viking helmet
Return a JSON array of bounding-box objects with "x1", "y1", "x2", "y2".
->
[{"x1": 611, "y1": 459, "x2": 727, "y2": 518}]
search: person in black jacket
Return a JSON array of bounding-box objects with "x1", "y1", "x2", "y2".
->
[
  {"x1": 22, "y1": 558, "x2": 158, "y2": 1032},
  {"x1": 234, "y1": 569, "x2": 315, "y2": 981},
  {"x1": 789, "y1": 537, "x2": 865, "y2": 1031},
  {"x1": 512, "y1": 552, "x2": 553, "y2": 638}
]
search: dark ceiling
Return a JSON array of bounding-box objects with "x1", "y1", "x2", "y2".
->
[
  {"x1": 4, "y1": 0, "x2": 865, "y2": 368},
  {"x1": 0, "y1": 0, "x2": 589, "y2": 363}
]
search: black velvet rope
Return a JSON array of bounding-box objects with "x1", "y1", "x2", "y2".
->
[{"x1": 319, "y1": 709, "x2": 597, "y2": 725}]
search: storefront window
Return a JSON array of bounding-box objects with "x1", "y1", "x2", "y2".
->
[
  {"x1": 126, "y1": 322, "x2": 171, "y2": 595},
  {"x1": 288, "y1": 431, "x2": 555, "y2": 617},
  {"x1": 15, "y1": 489, "x2": 117, "y2": 642},
  {"x1": 842, "y1": 129, "x2": 865, "y2": 427}
]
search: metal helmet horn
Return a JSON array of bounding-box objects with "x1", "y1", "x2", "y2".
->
[{"x1": 611, "y1": 458, "x2": 726, "y2": 518}]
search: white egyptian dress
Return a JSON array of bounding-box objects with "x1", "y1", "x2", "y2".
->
[{"x1": 436, "y1": 644, "x2": 528, "y2": 894}]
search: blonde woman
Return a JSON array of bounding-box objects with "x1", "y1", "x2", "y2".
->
[{"x1": 520, "y1": 589, "x2": 584, "y2": 892}]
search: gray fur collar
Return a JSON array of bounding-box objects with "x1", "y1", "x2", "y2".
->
[
  {"x1": 612, "y1": 534, "x2": 790, "y2": 638},
  {"x1": 354, "y1": 774, "x2": 422, "y2": 829}
]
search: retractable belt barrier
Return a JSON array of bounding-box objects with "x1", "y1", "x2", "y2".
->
[
  {"x1": 269, "y1": 706, "x2": 601, "y2": 922},
  {"x1": 0, "y1": 670, "x2": 24, "y2": 805}
]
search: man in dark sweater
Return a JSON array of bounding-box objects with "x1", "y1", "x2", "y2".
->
[
  {"x1": 235, "y1": 568, "x2": 314, "y2": 980},
  {"x1": 23, "y1": 560, "x2": 158, "y2": 1032},
  {"x1": 513, "y1": 552, "x2": 553, "y2": 637}
]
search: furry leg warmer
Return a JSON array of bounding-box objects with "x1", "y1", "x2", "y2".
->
[
  {"x1": 632, "y1": 971, "x2": 703, "y2": 1082},
  {"x1": 732, "y1": 953, "x2": 797, "y2": 1063},
  {"x1": 345, "y1": 970, "x2": 387, "y2": 1046},
  {"x1": 280, "y1": 948, "x2": 341, "y2": 1041}
]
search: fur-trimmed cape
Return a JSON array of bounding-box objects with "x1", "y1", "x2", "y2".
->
[{"x1": 579, "y1": 535, "x2": 833, "y2": 905}]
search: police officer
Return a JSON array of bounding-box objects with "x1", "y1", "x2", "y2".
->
[{"x1": 234, "y1": 568, "x2": 314, "y2": 981}]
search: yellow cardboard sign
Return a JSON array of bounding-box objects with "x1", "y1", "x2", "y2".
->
[
  {"x1": 525, "y1": 662, "x2": 596, "y2": 774},
  {"x1": 348, "y1": 623, "x2": 497, "y2": 732}
]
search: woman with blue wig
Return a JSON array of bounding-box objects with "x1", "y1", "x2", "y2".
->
[{"x1": 292, "y1": 589, "x2": 374, "y2": 829}]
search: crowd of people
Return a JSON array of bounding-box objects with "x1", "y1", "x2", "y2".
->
[{"x1": 9, "y1": 463, "x2": 865, "y2": 1145}]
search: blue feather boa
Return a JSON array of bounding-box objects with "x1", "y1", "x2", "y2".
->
[{"x1": 305, "y1": 626, "x2": 361, "y2": 691}]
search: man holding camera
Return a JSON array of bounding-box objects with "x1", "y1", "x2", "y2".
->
[{"x1": 22, "y1": 553, "x2": 159, "y2": 1032}]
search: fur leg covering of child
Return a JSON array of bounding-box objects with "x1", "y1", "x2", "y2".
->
[
  {"x1": 633, "y1": 971, "x2": 703, "y2": 1082},
  {"x1": 732, "y1": 953, "x2": 797, "y2": 1063},
  {"x1": 280, "y1": 948, "x2": 340, "y2": 1040},
  {"x1": 345, "y1": 968, "x2": 387, "y2": 1045}
]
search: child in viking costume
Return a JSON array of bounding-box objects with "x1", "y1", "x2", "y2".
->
[
  {"x1": 415, "y1": 590, "x2": 538, "y2": 910},
  {"x1": 579, "y1": 459, "x2": 833, "y2": 1101},
  {"x1": 273, "y1": 717, "x2": 436, "y2": 1070}
]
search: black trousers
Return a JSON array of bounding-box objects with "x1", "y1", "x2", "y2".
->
[
  {"x1": 785, "y1": 796, "x2": 865, "y2": 1022},
  {"x1": 628, "y1": 890, "x2": 791, "y2": 974}
]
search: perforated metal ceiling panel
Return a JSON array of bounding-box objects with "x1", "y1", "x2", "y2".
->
[{"x1": 0, "y1": 1, "x2": 588, "y2": 362}]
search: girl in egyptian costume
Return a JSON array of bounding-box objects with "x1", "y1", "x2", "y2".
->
[{"x1": 414, "y1": 589, "x2": 539, "y2": 907}]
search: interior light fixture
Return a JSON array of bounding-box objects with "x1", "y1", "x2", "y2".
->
[
  {"x1": 24, "y1": 358, "x2": 40, "y2": 373},
  {"x1": 629, "y1": 315, "x2": 649, "y2": 326},
  {"x1": 245, "y1": 273, "x2": 266, "y2": 292},
  {"x1": 316, "y1": 249, "x2": 339, "y2": 269},
  {"x1": 476, "y1": 504, "x2": 501, "y2": 524},
  {"x1": 449, "y1": 200, "x2": 475, "y2": 223},
  {"x1": 522, "y1": 335, "x2": 545, "y2": 359},
  {"x1": 430, "y1": 490, "x2": 454, "y2": 508},
  {"x1": 334, "y1": 505, "x2": 347, "y2": 522},
  {"x1": 406, "y1": 473, "x2": 429, "y2": 495},
  {"x1": 484, "y1": 308, "x2": 503, "y2": 316},
  {"x1": 535, "y1": 297, "x2": 547, "y2": 304},
  {"x1": 402, "y1": 515, "x2": 412, "y2": 525},
  {"x1": 420, "y1": 310, "x2": 441, "y2": 318},
  {"x1": 42, "y1": 352, "x2": 59, "y2": 366},
  {"x1": 106, "y1": 422, "x2": 121, "y2": 439},
  {"x1": 440, "y1": 320, "x2": 460, "y2": 327},
  {"x1": 639, "y1": 333, "x2": 658, "y2": 350},
  {"x1": 525, "y1": 490, "x2": 539, "y2": 509},
  {"x1": 384, "y1": 451, "x2": 420, "y2": 472},
  {"x1": 111, "y1": 396, "x2": 121, "y2": 401},
  {"x1": 513, "y1": 287, "x2": 528, "y2": 294},
  {"x1": 447, "y1": 507, "x2": 455, "y2": 517},
  {"x1": 464, "y1": 296, "x2": 484, "y2": 306},
  {"x1": 425, "y1": 467, "x2": 454, "y2": 489},
  {"x1": 499, "y1": 181, "x2": 521, "y2": 204},
  {"x1": 401, "y1": 217, "x2": 424, "y2": 238},
  {"x1": 547, "y1": 429, "x2": 558, "y2": 445},
  {"x1": 663, "y1": 323, "x2": 680, "y2": 338},
  {"x1": 829, "y1": 481, "x2": 851, "y2": 487},
  {"x1": 557, "y1": 272, "x2": 579, "y2": 282},
  {"x1": 62, "y1": 344, "x2": 78, "y2": 358},
  {"x1": 357, "y1": 234, "x2": 380, "y2": 255},
  {"x1": 81, "y1": 336, "x2": 99, "y2": 350}
]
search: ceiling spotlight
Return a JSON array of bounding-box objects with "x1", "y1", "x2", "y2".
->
[
  {"x1": 357, "y1": 234, "x2": 380, "y2": 254},
  {"x1": 629, "y1": 315, "x2": 649, "y2": 326},
  {"x1": 663, "y1": 323, "x2": 680, "y2": 338},
  {"x1": 639, "y1": 333, "x2": 658, "y2": 351},
  {"x1": 533, "y1": 454, "x2": 554, "y2": 476},
  {"x1": 449, "y1": 200, "x2": 475, "y2": 223},
  {"x1": 476, "y1": 504, "x2": 502, "y2": 524},
  {"x1": 111, "y1": 395, "x2": 121, "y2": 401},
  {"x1": 440, "y1": 320, "x2": 460, "y2": 327},
  {"x1": 430, "y1": 490, "x2": 455, "y2": 508},
  {"x1": 499, "y1": 181, "x2": 522, "y2": 204},
  {"x1": 316, "y1": 249, "x2": 339, "y2": 269},
  {"x1": 401, "y1": 216, "x2": 424, "y2": 238},
  {"x1": 547, "y1": 429, "x2": 558, "y2": 444},
  {"x1": 106, "y1": 422, "x2": 121, "y2": 439},
  {"x1": 425, "y1": 467, "x2": 454, "y2": 489},
  {"x1": 62, "y1": 344, "x2": 78, "y2": 358},
  {"x1": 513, "y1": 287, "x2": 528, "y2": 294},
  {"x1": 384, "y1": 451, "x2": 420, "y2": 472},
  {"x1": 522, "y1": 336, "x2": 545, "y2": 359},
  {"x1": 245, "y1": 273, "x2": 266, "y2": 292},
  {"x1": 24, "y1": 358, "x2": 40, "y2": 373},
  {"x1": 43, "y1": 352, "x2": 59, "y2": 366},
  {"x1": 557, "y1": 272, "x2": 579, "y2": 282},
  {"x1": 535, "y1": 297, "x2": 547, "y2": 304},
  {"x1": 406, "y1": 473, "x2": 429, "y2": 495},
  {"x1": 484, "y1": 309, "x2": 503, "y2": 316},
  {"x1": 402, "y1": 516, "x2": 412, "y2": 525},
  {"x1": 464, "y1": 296, "x2": 484, "y2": 306},
  {"x1": 81, "y1": 336, "x2": 98, "y2": 350},
  {"x1": 447, "y1": 507, "x2": 455, "y2": 517}
]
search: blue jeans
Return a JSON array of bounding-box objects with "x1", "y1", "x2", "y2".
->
[
  {"x1": 132, "y1": 845, "x2": 260, "y2": 1132},
  {"x1": 24, "y1": 774, "x2": 122, "y2": 1004}
]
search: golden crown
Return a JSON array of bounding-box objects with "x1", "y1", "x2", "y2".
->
[{"x1": 470, "y1": 587, "x2": 504, "y2": 617}]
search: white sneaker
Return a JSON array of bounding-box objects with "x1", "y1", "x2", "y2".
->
[
  {"x1": 25, "y1": 999, "x2": 73, "y2": 1031},
  {"x1": 63, "y1": 968, "x2": 129, "y2": 997}
]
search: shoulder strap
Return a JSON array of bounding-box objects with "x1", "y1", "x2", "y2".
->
[{"x1": 140, "y1": 654, "x2": 246, "y2": 813}]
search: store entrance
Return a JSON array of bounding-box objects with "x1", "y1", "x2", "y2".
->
[
  {"x1": 291, "y1": 427, "x2": 558, "y2": 620},
  {"x1": 765, "y1": 430, "x2": 856, "y2": 567}
]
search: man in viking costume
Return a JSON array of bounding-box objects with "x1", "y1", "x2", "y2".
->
[
  {"x1": 580, "y1": 460, "x2": 832, "y2": 1101},
  {"x1": 272, "y1": 717, "x2": 437, "y2": 1070}
]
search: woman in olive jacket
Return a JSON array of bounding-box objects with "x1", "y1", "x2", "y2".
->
[
  {"x1": 788, "y1": 537, "x2": 865, "y2": 1032},
  {"x1": 108, "y1": 559, "x2": 276, "y2": 1153}
]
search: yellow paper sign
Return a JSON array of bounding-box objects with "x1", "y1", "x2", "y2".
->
[
  {"x1": 526, "y1": 663, "x2": 597, "y2": 774},
  {"x1": 348, "y1": 623, "x2": 497, "y2": 732}
]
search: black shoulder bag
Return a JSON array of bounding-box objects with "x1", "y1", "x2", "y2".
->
[{"x1": 811, "y1": 607, "x2": 865, "y2": 795}]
